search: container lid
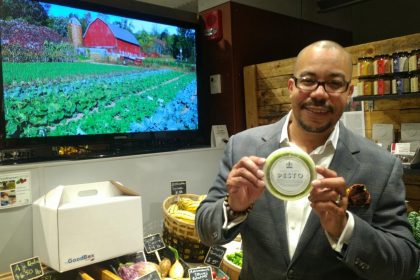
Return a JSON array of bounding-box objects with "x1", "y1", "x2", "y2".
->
[{"x1": 263, "y1": 146, "x2": 316, "y2": 200}]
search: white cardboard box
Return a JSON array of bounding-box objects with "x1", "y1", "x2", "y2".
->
[{"x1": 33, "y1": 180, "x2": 143, "y2": 272}]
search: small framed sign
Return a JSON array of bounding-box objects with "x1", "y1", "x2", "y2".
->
[
  {"x1": 188, "y1": 266, "x2": 212, "y2": 280},
  {"x1": 143, "y1": 233, "x2": 166, "y2": 254},
  {"x1": 138, "y1": 270, "x2": 161, "y2": 280},
  {"x1": 125, "y1": 251, "x2": 147, "y2": 263},
  {"x1": 204, "y1": 246, "x2": 227, "y2": 268},
  {"x1": 171, "y1": 181, "x2": 187, "y2": 195},
  {"x1": 133, "y1": 251, "x2": 146, "y2": 262},
  {"x1": 10, "y1": 256, "x2": 44, "y2": 280}
]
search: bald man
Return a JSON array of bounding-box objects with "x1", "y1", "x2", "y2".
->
[{"x1": 196, "y1": 41, "x2": 419, "y2": 279}]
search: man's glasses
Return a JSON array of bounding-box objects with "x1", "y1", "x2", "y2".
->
[{"x1": 292, "y1": 76, "x2": 350, "y2": 95}]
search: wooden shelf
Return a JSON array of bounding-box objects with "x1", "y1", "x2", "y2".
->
[
  {"x1": 353, "y1": 92, "x2": 420, "y2": 101},
  {"x1": 357, "y1": 69, "x2": 420, "y2": 80}
]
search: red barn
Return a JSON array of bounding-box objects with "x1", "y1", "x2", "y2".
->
[{"x1": 83, "y1": 18, "x2": 141, "y2": 58}]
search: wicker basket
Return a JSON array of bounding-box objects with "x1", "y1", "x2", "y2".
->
[
  {"x1": 162, "y1": 194, "x2": 209, "y2": 263},
  {"x1": 221, "y1": 257, "x2": 241, "y2": 280}
]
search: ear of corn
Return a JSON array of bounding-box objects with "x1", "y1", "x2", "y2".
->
[
  {"x1": 167, "y1": 195, "x2": 207, "y2": 224},
  {"x1": 171, "y1": 210, "x2": 196, "y2": 224},
  {"x1": 177, "y1": 197, "x2": 200, "y2": 213},
  {"x1": 167, "y1": 203, "x2": 179, "y2": 214}
]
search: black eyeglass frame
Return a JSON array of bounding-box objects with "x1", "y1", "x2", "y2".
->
[{"x1": 292, "y1": 76, "x2": 351, "y2": 94}]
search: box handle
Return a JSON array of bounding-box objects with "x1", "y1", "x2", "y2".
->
[{"x1": 78, "y1": 189, "x2": 99, "y2": 197}]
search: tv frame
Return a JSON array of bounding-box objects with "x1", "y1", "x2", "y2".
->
[{"x1": 0, "y1": 0, "x2": 210, "y2": 161}]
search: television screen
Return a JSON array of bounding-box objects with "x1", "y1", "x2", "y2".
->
[{"x1": 0, "y1": 0, "x2": 206, "y2": 157}]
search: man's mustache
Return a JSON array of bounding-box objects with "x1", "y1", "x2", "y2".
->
[{"x1": 301, "y1": 100, "x2": 334, "y2": 112}]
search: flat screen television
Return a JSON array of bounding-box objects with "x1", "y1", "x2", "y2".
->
[{"x1": 0, "y1": 0, "x2": 209, "y2": 161}]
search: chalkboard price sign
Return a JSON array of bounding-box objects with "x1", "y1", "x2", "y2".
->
[
  {"x1": 10, "y1": 256, "x2": 44, "y2": 280},
  {"x1": 188, "y1": 266, "x2": 212, "y2": 280},
  {"x1": 171, "y1": 181, "x2": 187, "y2": 195},
  {"x1": 138, "y1": 270, "x2": 161, "y2": 280},
  {"x1": 143, "y1": 233, "x2": 166, "y2": 253},
  {"x1": 204, "y1": 246, "x2": 227, "y2": 267},
  {"x1": 133, "y1": 251, "x2": 146, "y2": 262}
]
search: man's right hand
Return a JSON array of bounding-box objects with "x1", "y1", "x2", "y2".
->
[{"x1": 226, "y1": 156, "x2": 266, "y2": 211}]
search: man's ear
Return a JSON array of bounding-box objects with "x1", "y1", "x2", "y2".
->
[
  {"x1": 347, "y1": 84, "x2": 354, "y2": 103},
  {"x1": 287, "y1": 78, "x2": 294, "y2": 93}
]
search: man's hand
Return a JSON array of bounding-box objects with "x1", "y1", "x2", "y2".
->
[
  {"x1": 309, "y1": 166, "x2": 348, "y2": 240},
  {"x1": 226, "y1": 156, "x2": 266, "y2": 211}
]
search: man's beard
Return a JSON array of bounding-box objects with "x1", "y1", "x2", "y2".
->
[
  {"x1": 298, "y1": 99, "x2": 334, "y2": 133},
  {"x1": 297, "y1": 118, "x2": 333, "y2": 133}
]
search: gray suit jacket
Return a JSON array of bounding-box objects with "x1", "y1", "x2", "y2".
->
[{"x1": 196, "y1": 116, "x2": 419, "y2": 280}]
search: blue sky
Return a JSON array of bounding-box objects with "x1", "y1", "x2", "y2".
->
[{"x1": 41, "y1": 2, "x2": 180, "y2": 35}]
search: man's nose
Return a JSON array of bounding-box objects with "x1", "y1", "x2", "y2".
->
[{"x1": 310, "y1": 83, "x2": 329, "y2": 98}]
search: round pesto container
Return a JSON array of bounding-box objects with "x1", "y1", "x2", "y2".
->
[{"x1": 263, "y1": 146, "x2": 316, "y2": 200}]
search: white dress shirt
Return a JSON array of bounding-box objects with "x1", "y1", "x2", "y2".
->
[{"x1": 223, "y1": 111, "x2": 354, "y2": 258}]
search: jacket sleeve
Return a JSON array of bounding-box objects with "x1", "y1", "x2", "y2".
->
[{"x1": 195, "y1": 136, "x2": 243, "y2": 246}]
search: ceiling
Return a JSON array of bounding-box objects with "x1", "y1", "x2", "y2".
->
[{"x1": 136, "y1": 0, "x2": 198, "y2": 13}]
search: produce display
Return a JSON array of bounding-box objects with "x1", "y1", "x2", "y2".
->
[
  {"x1": 168, "y1": 246, "x2": 185, "y2": 278},
  {"x1": 226, "y1": 252, "x2": 243, "y2": 268},
  {"x1": 408, "y1": 211, "x2": 420, "y2": 280},
  {"x1": 212, "y1": 270, "x2": 228, "y2": 280},
  {"x1": 166, "y1": 195, "x2": 206, "y2": 224},
  {"x1": 115, "y1": 240, "x2": 229, "y2": 280},
  {"x1": 117, "y1": 258, "x2": 228, "y2": 280}
]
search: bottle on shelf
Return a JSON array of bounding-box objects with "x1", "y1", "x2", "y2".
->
[
  {"x1": 358, "y1": 57, "x2": 374, "y2": 77},
  {"x1": 409, "y1": 49, "x2": 420, "y2": 72},
  {"x1": 410, "y1": 72, "x2": 419, "y2": 93},
  {"x1": 392, "y1": 51, "x2": 409, "y2": 73},
  {"x1": 374, "y1": 54, "x2": 391, "y2": 75}
]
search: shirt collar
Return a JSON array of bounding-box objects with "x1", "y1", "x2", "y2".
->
[{"x1": 280, "y1": 111, "x2": 339, "y2": 153}]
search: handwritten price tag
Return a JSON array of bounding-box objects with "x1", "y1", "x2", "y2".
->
[
  {"x1": 10, "y1": 256, "x2": 43, "y2": 280},
  {"x1": 144, "y1": 233, "x2": 165, "y2": 253},
  {"x1": 138, "y1": 270, "x2": 161, "y2": 280},
  {"x1": 204, "y1": 246, "x2": 226, "y2": 268},
  {"x1": 188, "y1": 266, "x2": 212, "y2": 280},
  {"x1": 171, "y1": 181, "x2": 187, "y2": 195}
]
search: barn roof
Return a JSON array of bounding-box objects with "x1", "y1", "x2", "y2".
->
[
  {"x1": 108, "y1": 23, "x2": 140, "y2": 46},
  {"x1": 85, "y1": 18, "x2": 140, "y2": 46}
]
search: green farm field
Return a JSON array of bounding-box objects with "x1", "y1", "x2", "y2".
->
[{"x1": 3, "y1": 62, "x2": 198, "y2": 138}]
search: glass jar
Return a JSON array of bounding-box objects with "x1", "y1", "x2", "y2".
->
[
  {"x1": 358, "y1": 57, "x2": 374, "y2": 76},
  {"x1": 409, "y1": 49, "x2": 420, "y2": 72},
  {"x1": 362, "y1": 79, "x2": 373, "y2": 95},
  {"x1": 374, "y1": 76, "x2": 391, "y2": 95},
  {"x1": 374, "y1": 54, "x2": 391, "y2": 75},
  {"x1": 410, "y1": 73, "x2": 419, "y2": 93},
  {"x1": 417, "y1": 50, "x2": 420, "y2": 70},
  {"x1": 392, "y1": 52, "x2": 409, "y2": 73},
  {"x1": 392, "y1": 74, "x2": 410, "y2": 94}
]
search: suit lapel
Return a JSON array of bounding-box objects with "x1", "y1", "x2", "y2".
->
[{"x1": 291, "y1": 124, "x2": 361, "y2": 262}]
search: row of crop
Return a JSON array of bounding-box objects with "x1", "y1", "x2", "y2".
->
[
  {"x1": 5, "y1": 70, "x2": 196, "y2": 137},
  {"x1": 2, "y1": 62, "x2": 143, "y2": 87},
  {"x1": 142, "y1": 57, "x2": 196, "y2": 72}
]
